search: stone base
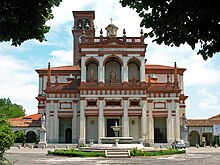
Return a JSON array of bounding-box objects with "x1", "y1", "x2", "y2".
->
[
  {"x1": 79, "y1": 138, "x2": 85, "y2": 145},
  {"x1": 38, "y1": 142, "x2": 47, "y2": 148},
  {"x1": 100, "y1": 137, "x2": 133, "y2": 144},
  {"x1": 167, "y1": 138, "x2": 174, "y2": 143}
]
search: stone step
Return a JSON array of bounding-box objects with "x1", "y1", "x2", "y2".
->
[
  {"x1": 106, "y1": 150, "x2": 130, "y2": 158},
  {"x1": 107, "y1": 152, "x2": 128, "y2": 155}
]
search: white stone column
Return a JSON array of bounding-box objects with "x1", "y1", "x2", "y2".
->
[
  {"x1": 98, "y1": 57, "x2": 105, "y2": 83},
  {"x1": 81, "y1": 58, "x2": 86, "y2": 82},
  {"x1": 141, "y1": 97, "x2": 147, "y2": 139},
  {"x1": 98, "y1": 97, "x2": 105, "y2": 143},
  {"x1": 166, "y1": 100, "x2": 173, "y2": 143},
  {"x1": 175, "y1": 100, "x2": 181, "y2": 140},
  {"x1": 122, "y1": 98, "x2": 129, "y2": 137},
  {"x1": 122, "y1": 57, "x2": 128, "y2": 83},
  {"x1": 53, "y1": 101, "x2": 59, "y2": 143},
  {"x1": 72, "y1": 101, "x2": 78, "y2": 143},
  {"x1": 79, "y1": 98, "x2": 86, "y2": 144},
  {"x1": 39, "y1": 76, "x2": 43, "y2": 95},
  {"x1": 140, "y1": 58, "x2": 146, "y2": 82},
  {"x1": 147, "y1": 100, "x2": 154, "y2": 143},
  {"x1": 179, "y1": 75, "x2": 184, "y2": 94}
]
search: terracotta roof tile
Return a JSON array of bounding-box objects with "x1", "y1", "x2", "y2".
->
[
  {"x1": 145, "y1": 64, "x2": 185, "y2": 70},
  {"x1": 186, "y1": 115, "x2": 220, "y2": 127},
  {"x1": 37, "y1": 64, "x2": 184, "y2": 72},
  {"x1": 8, "y1": 114, "x2": 42, "y2": 127},
  {"x1": 209, "y1": 114, "x2": 220, "y2": 120},
  {"x1": 36, "y1": 65, "x2": 80, "y2": 71}
]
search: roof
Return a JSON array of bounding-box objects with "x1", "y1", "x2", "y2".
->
[
  {"x1": 209, "y1": 114, "x2": 220, "y2": 120},
  {"x1": 8, "y1": 114, "x2": 42, "y2": 127},
  {"x1": 187, "y1": 114, "x2": 220, "y2": 127},
  {"x1": 36, "y1": 65, "x2": 80, "y2": 71},
  {"x1": 145, "y1": 64, "x2": 186, "y2": 74},
  {"x1": 36, "y1": 64, "x2": 184, "y2": 72}
]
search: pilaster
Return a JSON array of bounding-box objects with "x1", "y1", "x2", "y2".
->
[
  {"x1": 175, "y1": 100, "x2": 180, "y2": 140},
  {"x1": 98, "y1": 97, "x2": 105, "y2": 143},
  {"x1": 147, "y1": 100, "x2": 154, "y2": 143},
  {"x1": 72, "y1": 100, "x2": 78, "y2": 143},
  {"x1": 79, "y1": 98, "x2": 86, "y2": 144},
  {"x1": 53, "y1": 100, "x2": 59, "y2": 143},
  {"x1": 122, "y1": 97, "x2": 129, "y2": 137},
  {"x1": 45, "y1": 100, "x2": 50, "y2": 141},
  {"x1": 141, "y1": 97, "x2": 147, "y2": 140},
  {"x1": 166, "y1": 100, "x2": 173, "y2": 143}
]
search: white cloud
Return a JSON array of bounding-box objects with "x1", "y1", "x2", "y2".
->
[
  {"x1": 198, "y1": 87, "x2": 219, "y2": 110},
  {"x1": 146, "y1": 43, "x2": 220, "y2": 86},
  {"x1": 49, "y1": 49, "x2": 73, "y2": 66},
  {"x1": 0, "y1": 54, "x2": 38, "y2": 115}
]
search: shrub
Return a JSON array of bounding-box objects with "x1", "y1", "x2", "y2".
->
[
  {"x1": 48, "y1": 149, "x2": 105, "y2": 157},
  {"x1": 130, "y1": 148, "x2": 186, "y2": 157}
]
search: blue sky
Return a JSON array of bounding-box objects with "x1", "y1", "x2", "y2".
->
[{"x1": 0, "y1": 0, "x2": 220, "y2": 119}]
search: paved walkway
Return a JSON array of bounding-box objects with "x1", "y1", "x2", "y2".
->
[{"x1": 4, "y1": 146, "x2": 220, "y2": 165}]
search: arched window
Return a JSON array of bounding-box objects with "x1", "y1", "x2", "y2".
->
[{"x1": 84, "y1": 19, "x2": 90, "y2": 30}]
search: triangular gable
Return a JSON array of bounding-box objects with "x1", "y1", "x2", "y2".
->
[{"x1": 98, "y1": 38, "x2": 127, "y2": 46}]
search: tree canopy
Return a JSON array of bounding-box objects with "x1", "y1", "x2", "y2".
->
[
  {"x1": 0, "y1": 0, "x2": 62, "y2": 46},
  {"x1": 0, "y1": 119, "x2": 16, "y2": 162},
  {"x1": 0, "y1": 98, "x2": 25, "y2": 119},
  {"x1": 120, "y1": 0, "x2": 220, "y2": 60}
]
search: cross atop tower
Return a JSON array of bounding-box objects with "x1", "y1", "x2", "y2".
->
[{"x1": 110, "y1": 18, "x2": 113, "y2": 24}]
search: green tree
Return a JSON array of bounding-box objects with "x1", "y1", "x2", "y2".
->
[
  {"x1": 0, "y1": 0, "x2": 62, "y2": 46},
  {"x1": 0, "y1": 119, "x2": 16, "y2": 163},
  {"x1": 0, "y1": 98, "x2": 25, "y2": 119},
  {"x1": 120, "y1": 0, "x2": 220, "y2": 60}
]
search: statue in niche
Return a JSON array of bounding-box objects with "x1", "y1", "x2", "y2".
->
[
  {"x1": 110, "y1": 67, "x2": 116, "y2": 83},
  {"x1": 41, "y1": 114, "x2": 46, "y2": 130},
  {"x1": 90, "y1": 68, "x2": 95, "y2": 83},
  {"x1": 182, "y1": 113, "x2": 187, "y2": 130},
  {"x1": 132, "y1": 69, "x2": 137, "y2": 83}
]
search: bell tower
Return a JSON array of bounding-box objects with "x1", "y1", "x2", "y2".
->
[{"x1": 72, "y1": 11, "x2": 95, "y2": 65}]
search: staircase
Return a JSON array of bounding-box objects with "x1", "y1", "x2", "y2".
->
[{"x1": 105, "y1": 149, "x2": 130, "y2": 158}]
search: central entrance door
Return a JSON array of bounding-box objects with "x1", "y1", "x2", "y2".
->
[
  {"x1": 107, "y1": 119, "x2": 119, "y2": 137},
  {"x1": 65, "y1": 128, "x2": 72, "y2": 143}
]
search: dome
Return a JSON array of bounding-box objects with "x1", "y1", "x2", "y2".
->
[{"x1": 105, "y1": 23, "x2": 118, "y2": 37}]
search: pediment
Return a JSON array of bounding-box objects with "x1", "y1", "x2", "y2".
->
[{"x1": 98, "y1": 38, "x2": 127, "y2": 46}]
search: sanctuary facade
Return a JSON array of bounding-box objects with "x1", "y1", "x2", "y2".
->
[{"x1": 35, "y1": 11, "x2": 188, "y2": 144}]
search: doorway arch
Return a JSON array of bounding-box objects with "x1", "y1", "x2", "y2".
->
[
  {"x1": 202, "y1": 133, "x2": 212, "y2": 145},
  {"x1": 26, "y1": 131, "x2": 37, "y2": 143},
  {"x1": 189, "y1": 130, "x2": 200, "y2": 146},
  {"x1": 65, "y1": 128, "x2": 72, "y2": 143}
]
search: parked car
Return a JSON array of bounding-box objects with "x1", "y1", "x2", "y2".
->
[{"x1": 172, "y1": 140, "x2": 186, "y2": 149}]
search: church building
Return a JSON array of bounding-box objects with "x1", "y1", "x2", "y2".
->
[{"x1": 35, "y1": 11, "x2": 188, "y2": 144}]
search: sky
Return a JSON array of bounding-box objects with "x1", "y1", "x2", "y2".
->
[{"x1": 0, "y1": 0, "x2": 220, "y2": 119}]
